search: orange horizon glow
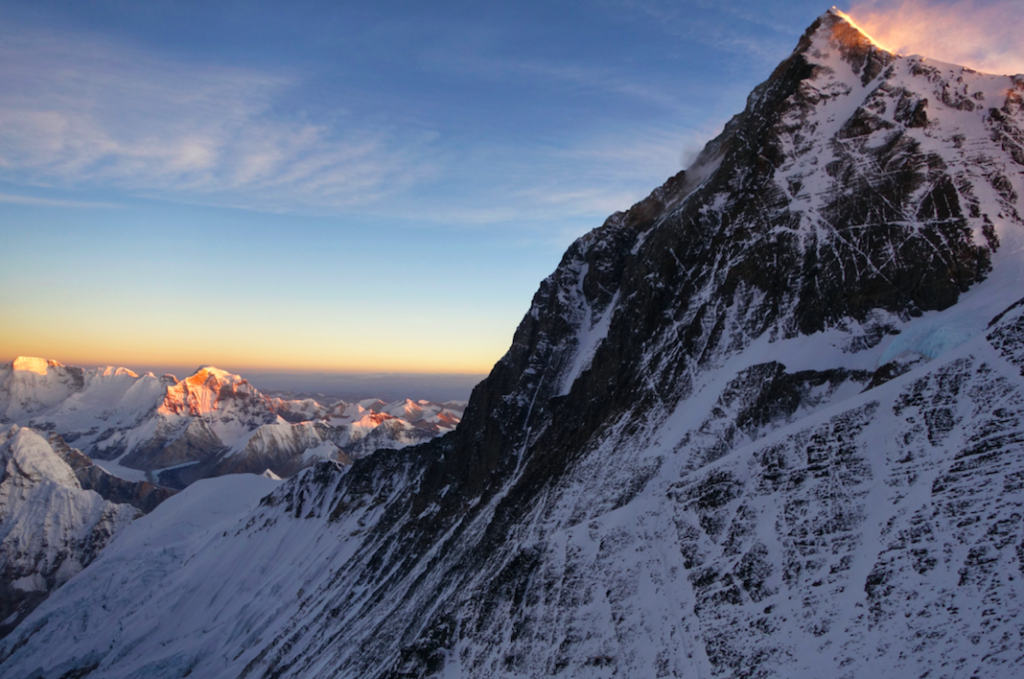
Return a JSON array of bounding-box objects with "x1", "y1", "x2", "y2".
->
[
  {"x1": 0, "y1": 338, "x2": 501, "y2": 375},
  {"x1": 0, "y1": 350, "x2": 494, "y2": 377},
  {"x1": 848, "y1": 0, "x2": 1024, "y2": 75},
  {"x1": 0, "y1": 327, "x2": 501, "y2": 375},
  {"x1": 0, "y1": 310, "x2": 507, "y2": 376},
  {"x1": 0, "y1": 339, "x2": 497, "y2": 374}
]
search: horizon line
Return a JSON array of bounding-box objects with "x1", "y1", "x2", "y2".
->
[{"x1": 4, "y1": 355, "x2": 492, "y2": 378}]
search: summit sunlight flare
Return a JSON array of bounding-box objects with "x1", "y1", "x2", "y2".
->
[{"x1": 849, "y1": 0, "x2": 1024, "y2": 75}]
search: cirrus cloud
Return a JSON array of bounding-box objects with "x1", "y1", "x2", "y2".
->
[
  {"x1": 0, "y1": 20, "x2": 728, "y2": 227},
  {"x1": 0, "y1": 25, "x2": 436, "y2": 213}
]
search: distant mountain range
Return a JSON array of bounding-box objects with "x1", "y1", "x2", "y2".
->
[
  {"x1": 0, "y1": 357, "x2": 466, "y2": 489},
  {"x1": 245, "y1": 370, "x2": 485, "y2": 404}
]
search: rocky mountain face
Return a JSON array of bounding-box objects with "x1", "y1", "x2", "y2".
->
[
  {"x1": 0, "y1": 359, "x2": 465, "y2": 489},
  {"x1": 3, "y1": 9, "x2": 1024, "y2": 678},
  {"x1": 47, "y1": 435, "x2": 175, "y2": 514}
]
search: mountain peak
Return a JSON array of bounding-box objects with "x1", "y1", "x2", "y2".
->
[
  {"x1": 3, "y1": 10, "x2": 1023, "y2": 679},
  {"x1": 10, "y1": 357, "x2": 62, "y2": 376},
  {"x1": 780, "y1": 6, "x2": 896, "y2": 89},
  {"x1": 190, "y1": 365, "x2": 233, "y2": 378},
  {"x1": 183, "y1": 365, "x2": 243, "y2": 387},
  {"x1": 826, "y1": 7, "x2": 888, "y2": 51},
  {"x1": 793, "y1": 8, "x2": 889, "y2": 57}
]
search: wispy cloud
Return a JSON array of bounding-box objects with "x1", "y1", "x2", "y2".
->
[
  {"x1": 0, "y1": 19, "x2": 728, "y2": 228},
  {"x1": 426, "y1": 53, "x2": 687, "y2": 110},
  {"x1": 848, "y1": 0, "x2": 1024, "y2": 75},
  {"x1": 603, "y1": 0, "x2": 798, "y2": 63},
  {"x1": 0, "y1": 25, "x2": 435, "y2": 213},
  {"x1": 0, "y1": 193, "x2": 124, "y2": 209}
]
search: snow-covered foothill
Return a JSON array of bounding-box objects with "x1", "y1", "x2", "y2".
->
[{"x1": 0, "y1": 425, "x2": 139, "y2": 638}]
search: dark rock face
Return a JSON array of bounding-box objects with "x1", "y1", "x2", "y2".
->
[
  {"x1": 116, "y1": 417, "x2": 230, "y2": 470},
  {"x1": 3, "y1": 10, "x2": 1024, "y2": 679},
  {"x1": 408, "y1": 4, "x2": 1012, "y2": 542},
  {"x1": 74, "y1": 465, "x2": 174, "y2": 514},
  {"x1": 47, "y1": 436, "x2": 176, "y2": 513}
]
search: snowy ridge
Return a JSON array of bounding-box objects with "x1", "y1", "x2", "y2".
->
[
  {"x1": 2, "y1": 9, "x2": 1024, "y2": 678},
  {"x1": 0, "y1": 426, "x2": 138, "y2": 639}
]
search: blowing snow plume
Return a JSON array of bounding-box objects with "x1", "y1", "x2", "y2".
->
[{"x1": 849, "y1": 0, "x2": 1024, "y2": 74}]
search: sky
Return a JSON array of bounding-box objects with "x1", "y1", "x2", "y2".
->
[{"x1": 2, "y1": 1, "x2": 1022, "y2": 388}]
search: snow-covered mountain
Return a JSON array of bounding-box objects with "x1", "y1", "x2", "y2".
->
[
  {"x1": 0, "y1": 426, "x2": 139, "y2": 640},
  {"x1": 0, "y1": 363, "x2": 463, "y2": 642},
  {"x1": 0, "y1": 359, "x2": 465, "y2": 488},
  {"x1": 3, "y1": 9, "x2": 1024, "y2": 678}
]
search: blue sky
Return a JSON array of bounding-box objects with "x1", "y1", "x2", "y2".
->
[{"x1": 2, "y1": 0, "x2": 1021, "y2": 381}]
